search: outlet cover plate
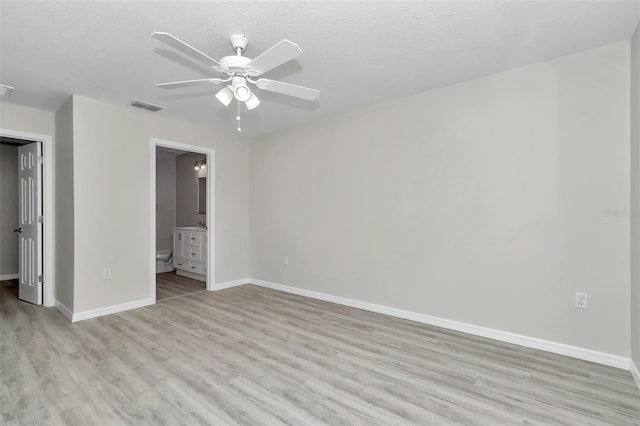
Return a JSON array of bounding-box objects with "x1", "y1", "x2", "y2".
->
[{"x1": 575, "y1": 292, "x2": 588, "y2": 309}]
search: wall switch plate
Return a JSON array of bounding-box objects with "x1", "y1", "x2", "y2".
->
[
  {"x1": 575, "y1": 292, "x2": 588, "y2": 309},
  {"x1": 283, "y1": 256, "x2": 289, "y2": 265},
  {"x1": 103, "y1": 268, "x2": 112, "y2": 280}
]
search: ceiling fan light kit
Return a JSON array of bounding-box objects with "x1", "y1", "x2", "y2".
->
[
  {"x1": 152, "y1": 32, "x2": 319, "y2": 132},
  {"x1": 245, "y1": 92, "x2": 261, "y2": 110},
  {"x1": 215, "y1": 86, "x2": 234, "y2": 107},
  {"x1": 232, "y1": 76, "x2": 251, "y2": 102}
]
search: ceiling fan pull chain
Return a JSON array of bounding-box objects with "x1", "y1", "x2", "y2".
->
[{"x1": 236, "y1": 101, "x2": 242, "y2": 132}]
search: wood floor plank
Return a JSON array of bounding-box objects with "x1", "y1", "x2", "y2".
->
[
  {"x1": 155, "y1": 272, "x2": 205, "y2": 301},
  {"x1": 1, "y1": 280, "x2": 638, "y2": 425}
]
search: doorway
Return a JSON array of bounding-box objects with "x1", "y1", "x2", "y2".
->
[
  {"x1": 0, "y1": 129, "x2": 54, "y2": 307},
  {"x1": 150, "y1": 138, "x2": 214, "y2": 302}
]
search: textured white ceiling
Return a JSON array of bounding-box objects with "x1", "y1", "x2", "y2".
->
[{"x1": 1, "y1": 1, "x2": 639, "y2": 137}]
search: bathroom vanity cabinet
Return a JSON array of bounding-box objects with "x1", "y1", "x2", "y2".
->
[{"x1": 173, "y1": 227, "x2": 207, "y2": 282}]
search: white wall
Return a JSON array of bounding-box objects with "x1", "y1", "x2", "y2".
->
[
  {"x1": 0, "y1": 144, "x2": 19, "y2": 276},
  {"x1": 250, "y1": 42, "x2": 631, "y2": 357},
  {"x1": 631, "y1": 24, "x2": 640, "y2": 369},
  {"x1": 71, "y1": 95, "x2": 249, "y2": 312},
  {"x1": 0, "y1": 102, "x2": 55, "y2": 136},
  {"x1": 155, "y1": 152, "x2": 176, "y2": 251},
  {"x1": 55, "y1": 97, "x2": 74, "y2": 309}
]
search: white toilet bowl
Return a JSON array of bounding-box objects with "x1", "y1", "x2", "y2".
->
[{"x1": 156, "y1": 249, "x2": 173, "y2": 273}]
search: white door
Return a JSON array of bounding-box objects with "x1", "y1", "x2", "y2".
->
[{"x1": 17, "y1": 142, "x2": 42, "y2": 305}]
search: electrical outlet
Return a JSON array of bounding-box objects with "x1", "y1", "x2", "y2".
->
[
  {"x1": 283, "y1": 256, "x2": 289, "y2": 266},
  {"x1": 103, "y1": 268, "x2": 112, "y2": 280},
  {"x1": 575, "y1": 292, "x2": 588, "y2": 309}
]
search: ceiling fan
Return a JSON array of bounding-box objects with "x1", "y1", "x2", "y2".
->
[{"x1": 152, "y1": 32, "x2": 320, "y2": 131}]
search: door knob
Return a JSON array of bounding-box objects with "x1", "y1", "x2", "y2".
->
[{"x1": 13, "y1": 228, "x2": 22, "y2": 233}]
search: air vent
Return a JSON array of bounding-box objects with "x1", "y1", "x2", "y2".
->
[
  {"x1": 0, "y1": 84, "x2": 14, "y2": 98},
  {"x1": 130, "y1": 99, "x2": 164, "y2": 112}
]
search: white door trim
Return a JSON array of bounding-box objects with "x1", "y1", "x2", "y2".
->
[
  {"x1": 149, "y1": 137, "x2": 215, "y2": 302},
  {"x1": 1, "y1": 128, "x2": 55, "y2": 307}
]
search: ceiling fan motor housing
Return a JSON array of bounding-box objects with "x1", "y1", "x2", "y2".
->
[{"x1": 220, "y1": 55, "x2": 252, "y2": 75}]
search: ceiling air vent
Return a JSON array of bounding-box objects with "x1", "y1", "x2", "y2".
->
[
  {"x1": 0, "y1": 84, "x2": 15, "y2": 98},
  {"x1": 130, "y1": 99, "x2": 164, "y2": 112}
]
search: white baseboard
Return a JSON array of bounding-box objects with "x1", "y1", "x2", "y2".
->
[
  {"x1": 57, "y1": 277, "x2": 248, "y2": 322},
  {"x1": 0, "y1": 273, "x2": 18, "y2": 281},
  {"x1": 249, "y1": 278, "x2": 631, "y2": 370},
  {"x1": 71, "y1": 297, "x2": 154, "y2": 322},
  {"x1": 630, "y1": 359, "x2": 640, "y2": 390},
  {"x1": 212, "y1": 278, "x2": 249, "y2": 291},
  {"x1": 54, "y1": 300, "x2": 73, "y2": 321}
]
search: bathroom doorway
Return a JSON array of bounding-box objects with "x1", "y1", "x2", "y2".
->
[
  {"x1": 0, "y1": 129, "x2": 55, "y2": 307},
  {"x1": 150, "y1": 138, "x2": 214, "y2": 302}
]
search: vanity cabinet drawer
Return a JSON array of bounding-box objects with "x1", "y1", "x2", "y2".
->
[
  {"x1": 187, "y1": 245, "x2": 202, "y2": 262},
  {"x1": 191, "y1": 262, "x2": 207, "y2": 275},
  {"x1": 173, "y1": 258, "x2": 206, "y2": 273},
  {"x1": 186, "y1": 232, "x2": 202, "y2": 247},
  {"x1": 173, "y1": 258, "x2": 188, "y2": 270}
]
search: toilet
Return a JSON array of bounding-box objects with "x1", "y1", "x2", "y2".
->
[{"x1": 156, "y1": 249, "x2": 174, "y2": 273}]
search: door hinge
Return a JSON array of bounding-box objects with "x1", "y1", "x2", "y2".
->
[
  {"x1": 37, "y1": 156, "x2": 44, "y2": 164},
  {"x1": 38, "y1": 275, "x2": 43, "y2": 283},
  {"x1": 38, "y1": 216, "x2": 44, "y2": 223}
]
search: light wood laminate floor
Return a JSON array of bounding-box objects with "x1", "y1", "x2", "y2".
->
[
  {"x1": 156, "y1": 271, "x2": 205, "y2": 301},
  {"x1": 1, "y1": 281, "x2": 639, "y2": 425}
]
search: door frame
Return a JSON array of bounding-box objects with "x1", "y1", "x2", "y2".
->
[
  {"x1": 149, "y1": 137, "x2": 215, "y2": 301},
  {"x1": 1, "y1": 127, "x2": 55, "y2": 307}
]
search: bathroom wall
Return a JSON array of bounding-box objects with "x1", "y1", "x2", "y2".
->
[
  {"x1": 156, "y1": 150, "x2": 176, "y2": 251},
  {"x1": 176, "y1": 152, "x2": 207, "y2": 227},
  {"x1": 0, "y1": 144, "x2": 19, "y2": 277}
]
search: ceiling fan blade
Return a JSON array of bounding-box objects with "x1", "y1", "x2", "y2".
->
[
  {"x1": 156, "y1": 78, "x2": 227, "y2": 89},
  {"x1": 152, "y1": 32, "x2": 222, "y2": 68},
  {"x1": 246, "y1": 40, "x2": 303, "y2": 76},
  {"x1": 255, "y1": 78, "x2": 319, "y2": 101}
]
